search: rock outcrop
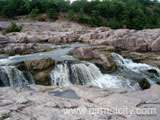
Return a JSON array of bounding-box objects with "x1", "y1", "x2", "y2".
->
[
  {"x1": 7, "y1": 32, "x2": 79, "y2": 44},
  {"x1": 79, "y1": 27, "x2": 160, "y2": 52},
  {"x1": 0, "y1": 43, "x2": 52, "y2": 55},
  {"x1": 24, "y1": 58, "x2": 55, "y2": 85},
  {"x1": 68, "y1": 46, "x2": 116, "y2": 71},
  {"x1": 0, "y1": 85, "x2": 160, "y2": 120}
]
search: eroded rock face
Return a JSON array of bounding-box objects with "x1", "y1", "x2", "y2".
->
[
  {"x1": 7, "y1": 32, "x2": 79, "y2": 44},
  {"x1": 24, "y1": 58, "x2": 55, "y2": 85},
  {"x1": 68, "y1": 46, "x2": 116, "y2": 71},
  {"x1": 0, "y1": 85, "x2": 160, "y2": 120},
  {"x1": 79, "y1": 27, "x2": 160, "y2": 52},
  {"x1": 1, "y1": 21, "x2": 160, "y2": 53}
]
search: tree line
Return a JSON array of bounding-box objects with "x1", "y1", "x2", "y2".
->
[{"x1": 0, "y1": 0, "x2": 160, "y2": 30}]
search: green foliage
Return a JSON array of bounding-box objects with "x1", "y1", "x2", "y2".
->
[
  {"x1": 78, "y1": 9, "x2": 90, "y2": 24},
  {"x1": 5, "y1": 22, "x2": 23, "y2": 34},
  {"x1": 102, "y1": 20, "x2": 122, "y2": 29},
  {"x1": 46, "y1": 9, "x2": 59, "y2": 20},
  {"x1": 67, "y1": 10, "x2": 74, "y2": 21},
  {"x1": 1, "y1": 0, "x2": 160, "y2": 30},
  {"x1": 90, "y1": 10, "x2": 102, "y2": 26},
  {"x1": 29, "y1": 9, "x2": 39, "y2": 18}
]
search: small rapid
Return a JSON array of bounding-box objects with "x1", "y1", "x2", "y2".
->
[
  {"x1": 0, "y1": 42, "x2": 160, "y2": 90},
  {"x1": 50, "y1": 53, "x2": 160, "y2": 90},
  {"x1": 112, "y1": 53, "x2": 160, "y2": 86},
  {"x1": 0, "y1": 66, "x2": 34, "y2": 87},
  {"x1": 50, "y1": 62, "x2": 141, "y2": 90}
]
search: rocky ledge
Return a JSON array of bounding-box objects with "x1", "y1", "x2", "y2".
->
[
  {"x1": 79, "y1": 27, "x2": 160, "y2": 52},
  {"x1": 0, "y1": 85, "x2": 160, "y2": 120},
  {"x1": 1, "y1": 20, "x2": 160, "y2": 56},
  {"x1": 0, "y1": 43, "x2": 52, "y2": 56},
  {"x1": 68, "y1": 46, "x2": 116, "y2": 72}
]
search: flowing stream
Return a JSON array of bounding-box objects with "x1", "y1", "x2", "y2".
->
[{"x1": 0, "y1": 43, "x2": 160, "y2": 90}]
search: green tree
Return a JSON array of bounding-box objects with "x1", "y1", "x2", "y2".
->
[
  {"x1": 46, "y1": 8, "x2": 59, "y2": 20},
  {"x1": 29, "y1": 9, "x2": 39, "y2": 18},
  {"x1": 67, "y1": 10, "x2": 74, "y2": 21},
  {"x1": 90, "y1": 10, "x2": 102, "y2": 26},
  {"x1": 78, "y1": 9, "x2": 89, "y2": 23}
]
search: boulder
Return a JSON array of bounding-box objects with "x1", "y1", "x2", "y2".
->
[
  {"x1": 68, "y1": 46, "x2": 116, "y2": 71},
  {"x1": 24, "y1": 58, "x2": 55, "y2": 85},
  {"x1": 68, "y1": 47, "x2": 100, "y2": 60}
]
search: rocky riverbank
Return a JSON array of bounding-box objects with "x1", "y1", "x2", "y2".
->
[
  {"x1": 0, "y1": 85, "x2": 160, "y2": 120},
  {"x1": 0, "y1": 20, "x2": 160, "y2": 120},
  {"x1": 0, "y1": 20, "x2": 160, "y2": 67}
]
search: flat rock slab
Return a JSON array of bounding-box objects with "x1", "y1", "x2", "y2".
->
[{"x1": 0, "y1": 85, "x2": 160, "y2": 120}]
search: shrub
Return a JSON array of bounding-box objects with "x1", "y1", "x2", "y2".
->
[
  {"x1": 46, "y1": 9, "x2": 59, "y2": 20},
  {"x1": 29, "y1": 9, "x2": 39, "y2": 18},
  {"x1": 102, "y1": 20, "x2": 122, "y2": 29},
  {"x1": 35, "y1": 14, "x2": 47, "y2": 21},
  {"x1": 5, "y1": 22, "x2": 23, "y2": 34},
  {"x1": 78, "y1": 15, "x2": 90, "y2": 24},
  {"x1": 90, "y1": 10, "x2": 102, "y2": 26},
  {"x1": 67, "y1": 10, "x2": 74, "y2": 21},
  {"x1": 1, "y1": 3, "x2": 15, "y2": 18}
]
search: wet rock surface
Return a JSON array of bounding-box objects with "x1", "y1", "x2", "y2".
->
[
  {"x1": 0, "y1": 85, "x2": 160, "y2": 120},
  {"x1": 68, "y1": 46, "x2": 116, "y2": 72},
  {"x1": 121, "y1": 51, "x2": 160, "y2": 68},
  {"x1": 24, "y1": 58, "x2": 55, "y2": 86}
]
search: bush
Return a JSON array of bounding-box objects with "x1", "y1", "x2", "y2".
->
[
  {"x1": 29, "y1": 9, "x2": 39, "y2": 18},
  {"x1": 78, "y1": 15, "x2": 90, "y2": 24},
  {"x1": 90, "y1": 10, "x2": 102, "y2": 26},
  {"x1": 46, "y1": 9, "x2": 59, "y2": 20},
  {"x1": 78, "y1": 10, "x2": 90, "y2": 24},
  {"x1": 67, "y1": 10, "x2": 74, "y2": 21},
  {"x1": 102, "y1": 20, "x2": 122, "y2": 29},
  {"x1": 5, "y1": 22, "x2": 23, "y2": 34},
  {"x1": 1, "y1": 4, "x2": 15, "y2": 18}
]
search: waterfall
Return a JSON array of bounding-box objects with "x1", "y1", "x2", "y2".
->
[
  {"x1": 0, "y1": 66, "x2": 34, "y2": 87},
  {"x1": 70, "y1": 62, "x2": 102, "y2": 85},
  {"x1": 49, "y1": 53, "x2": 160, "y2": 90},
  {"x1": 111, "y1": 53, "x2": 160, "y2": 85},
  {"x1": 50, "y1": 62, "x2": 140, "y2": 90},
  {"x1": 50, "y1": 63, "x2": 71, "y2": 86}
]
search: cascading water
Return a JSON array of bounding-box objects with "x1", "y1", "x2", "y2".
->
[
  {"x1": 50, "y1": 63, "x2": 71, "y2": 86},
  {"x1": 111, "y1": 53, "x2": 160, "y2": 86},
  {"x1": 70, "y1": 62, "x2": 102, "y2": 85},
  {"x1": 50, "y1": 62, "x2": 141, "y2": 90},
  {"x1": 0, "y1": 66, "x2": 34, "y2": 87}
]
